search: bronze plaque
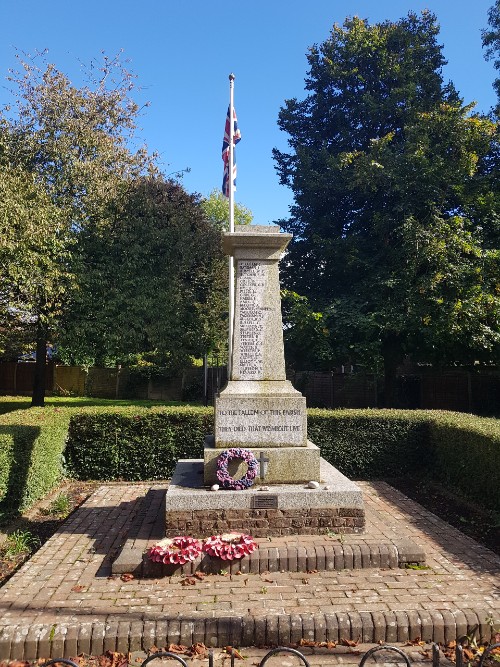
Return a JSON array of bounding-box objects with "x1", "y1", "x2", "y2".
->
[{"x1": 251, "y1": 494, "x2": 278, "y2": 509}]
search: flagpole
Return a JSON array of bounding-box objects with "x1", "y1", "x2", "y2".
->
[{"x1": 228, "y1": 73, "x2": 235, "y2": 379}]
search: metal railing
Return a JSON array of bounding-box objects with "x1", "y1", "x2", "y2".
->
[{"x1": 39, "y1": 642, "x2": 500, "y2": 667}]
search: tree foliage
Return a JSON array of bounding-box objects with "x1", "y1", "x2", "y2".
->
[
  {"x1": 1, "y1": 51, "x2": 158, "y2": 403},
  {"x1": 274, "y1": 13, "x2": 500, "y2": 404},
  {"x1": 59, "y1": 178, "x2": 227, "y2": 371},
  {"x1": 483, "y1": 0, "x2": 500, "y2": 115},
  {"x1": 201, "y1": 189, "x2": 253, "y2": 230}
]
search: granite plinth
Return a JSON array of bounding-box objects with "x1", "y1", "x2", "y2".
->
[
  {"x1": 215, "y1": 381, "x2": 307, "y2": 447},
  {"x1": 165, "y1": 458, "x2": 365, "y2": 537},
  {"x1": 203, "y1": 439, "x2": 320, "y2": 484}
]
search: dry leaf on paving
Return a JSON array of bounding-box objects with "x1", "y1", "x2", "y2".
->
[
  {"x1": 120, "y1": 573, "x2": 134, "y2": 582},
  {"x1": 181, "y1": 577, "x2": 197, "y2": 586},
  {"x1": 340, "y1": 638, "x2": 359, "y2": 647},
  {"x1": 406, "y1": 638, "x2": 425, "y2": 646},
  {"x1": 168, "y1": 644, "x2": 189, "y2": 654},
  {"x1": 194, "y1": 572, "x2": 206, "y2": 580},
  {"x1": 188, "y1": 643, "x2": 209, "y2": 658},
  {"x1": 71, "y1": 584, "x2": 87, "y2": 592}
]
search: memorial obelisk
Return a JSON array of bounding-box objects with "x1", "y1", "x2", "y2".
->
[{"x1": 164, "y1": 224, "x2": 365, "y2": 538}]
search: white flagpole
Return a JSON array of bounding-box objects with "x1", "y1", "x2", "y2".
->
[{"x1": 228, "y1": 72, "x2": 235, "y2": 379}]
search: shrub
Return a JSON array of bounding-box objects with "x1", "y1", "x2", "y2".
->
[
  {"x1": 307, "y1": 409, "x2": 431, "y2": 478},
  {"x1": 66, "y1": 406, "x2": 213, "y2": 480},
  {"x1": 65, "y1": 406, "x2": 500, "y2": 512},
  {"x1": 0, "y1": 407, "x2": 71, "y2": 515},
  {"x1": 427, "y1": 411, "x2": 500, "y2": 512}
]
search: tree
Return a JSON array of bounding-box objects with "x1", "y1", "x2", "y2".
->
[
  {"x1": 274, "y1": 13, "x2": 500, "y2": 404},
  {"x1": 200, "y1": 189, "x2": 253, "y2": 230},
  {"x1": 2, "y1": 51, "x2": 157, "y2": 405},
  {"x1": 281, "y1": 290, "x2": 335, "y2": 370},
  {"x1": 483, "y1": 0, "x2": 500, "y2": 115},
  {"x1": 0, "y1": 129, "x2": 72, "y2": 364},
  {"x1": 59, "y1": 177, "x2": 227, "y2": 371}
]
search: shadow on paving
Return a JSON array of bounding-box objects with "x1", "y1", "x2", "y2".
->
[
  {"x1": 370, "y1": 481, "x2": 500, "y2": 577},
  {"x1": 33, "y1": 482, "x2": 500, "y2": 582}
]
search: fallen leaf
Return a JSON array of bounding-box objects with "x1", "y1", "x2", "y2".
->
[
  {"x1": 187, "y1": 642, "x2": 209, "y2": 658},
  {"x1": 168, "y1": 644, "x2": 189, "y2": 654},
  {"x1": 181, "y1": 577, "x2": 197, "y2": 586},
  {"x1": 405, "y1": 637, "x2": 425, "y2": 646},
  {"x1": 120, "y1": 573, "x2": 134, "y2": 582},
  {"x1": 225, "y1": 646, "x2": 244, "y2": 660},
  {"x1": 301, "y1": 578, "x2": 309, "y2": 584},
  {"x1": 299, "y1": 639, "x2": 318, "y2": 647},
  {"x1": 194, "y1": 572, "x2": 206, "y2": 581},
  {"x1": 71, "y1": 585, "x2": 87, "y2": 593},
  {"x1": 306, "y1": 569, "x2": 318, "y2": 574},
  {"x1": 340, "y1": 638, "x2": 359, "y2": 647}
]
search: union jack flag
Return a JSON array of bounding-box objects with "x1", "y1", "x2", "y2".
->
[{"x1": 222, "y1": 106, "x2": 241, "y2": 197}]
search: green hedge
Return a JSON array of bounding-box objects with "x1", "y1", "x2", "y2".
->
[
  {"x1": 307, "y1": 409, "x2": 431, "y2": 478},
  {"x1": 2, "y1": 399, "x2": 498, "y2": 515},
  {"x1": 427, "y1": 411, "x2": 500, "y2": 512},
  {"x1": 0, "y1": 407, "x2": 71, "y2": 515},
  {"x1": 65, "y1": 407, "x2": 500, "y2": 512},
  {"x1": 66, "y1": 406, "x2": 213, "y2": 480}
]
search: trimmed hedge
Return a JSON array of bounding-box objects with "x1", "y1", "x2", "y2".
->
[
  {"x1": 307, "y1": 409, "x2": 431, "y2": 478},
  {"x1": 427, "y1": 411, "x2": 500, "y2": 512},
  {"x1": 65, "y1": 407, "x2": 500, "y2": 512},
  {"x1": 0, "y1": 407, "x2": 71, "y2": 515},
  {"x1": 66, "y1": 406, "x2": 213, "y2": 481}
]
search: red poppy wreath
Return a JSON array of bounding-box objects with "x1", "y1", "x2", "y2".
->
[
  {"x1": 202, "y1": 533, "x2": 257, "y2": 560},
  {"x1": 148, "y1": 536, "x2": 202, "y2": 565}
]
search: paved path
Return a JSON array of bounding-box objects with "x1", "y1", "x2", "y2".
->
[{"x1": 0, "y1": 482, "x2": 498, "y2": 659}]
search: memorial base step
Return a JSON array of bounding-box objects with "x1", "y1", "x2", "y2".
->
[{"x1": 203, "y1": 437, "x2": 321, "y2": 484}]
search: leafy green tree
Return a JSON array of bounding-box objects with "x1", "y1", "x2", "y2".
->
[
  {"x1": 59, "y1": 177, "x2": 226, "y2": 371},
  {"x1": 201, "y1": 189, "x2": 253, "y2": 229},
  {"x1": 2, "y1": 51, "x2": 157, "y2": 404},
  {"x1": 274, "y1": 13, "x2": 500, "y2": 405},
  {"x1": 281, "y1": 290, "x2": 335, "y2": 370},
  {"x1": 483, "y1": 0, "x2": 500, "y2": 115}
]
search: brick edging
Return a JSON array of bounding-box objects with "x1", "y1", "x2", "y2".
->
[
  {"x1": 1, "y1": 608, "x2": 496, "y2": 660},
  {"x1": 113, "y1": 538, "x2": 425, "y2": 577}
]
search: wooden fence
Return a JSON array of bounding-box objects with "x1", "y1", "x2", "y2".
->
[{"x1": 0, "y1": 362, "x2": 498, "y2": 415}]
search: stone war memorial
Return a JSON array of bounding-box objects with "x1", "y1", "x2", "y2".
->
[
  {"x1": 164, "y1": 224, "x2": 365, "y2": 537},
  {"x1": 113, "y1": 223, "x2": 425, "y2": 575}
]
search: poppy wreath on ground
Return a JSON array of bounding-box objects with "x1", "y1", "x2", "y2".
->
[
  {"x1": 203, "y1": 533, "x2": 257, "y2": 560},
  {"x1": 148, "y1": 536, "x2": 202, "y2": 565},
  {"x1": 216, "y1": 447, "x2": 259, "y2": 490}
]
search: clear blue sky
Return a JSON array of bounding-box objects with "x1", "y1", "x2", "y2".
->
[{"x1": 1, "y1": 0, "x2": 497, "y2": 225}]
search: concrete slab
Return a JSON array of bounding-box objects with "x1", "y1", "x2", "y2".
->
[{"x1": 169, "y1": 458, "x2": 364, "y2": 511}]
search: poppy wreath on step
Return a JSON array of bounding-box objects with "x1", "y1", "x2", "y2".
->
[
  {"x1": 216, "y1": 447, "x2": 258, "y2": 490},
  {"x1": 203, "y1": 533, "x2": 257, "y2": 560},
  {"x1": 148, "y1": 536, "x2": 202, "y2": 565}
]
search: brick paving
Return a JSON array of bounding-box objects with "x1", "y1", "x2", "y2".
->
[{"x1": 0, "y1": 482, "x2": 498, "y2": 660}]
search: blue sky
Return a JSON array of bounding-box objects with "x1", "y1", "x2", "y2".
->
[{"x1": 1, "y1": 0, "x2": 497, "y2": 226}]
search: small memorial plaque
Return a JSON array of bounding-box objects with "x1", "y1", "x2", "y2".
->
[{"x1": 251, "y1": 494, "x2": 279, "y2": 509}]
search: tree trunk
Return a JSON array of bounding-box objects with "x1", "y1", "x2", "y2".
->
[
  {"x1": 31, "y1": 319, "x2": 47, "y2": 407},
  {"x1": 381, "y1": 333, "x2": 404, "y2": 408}
]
